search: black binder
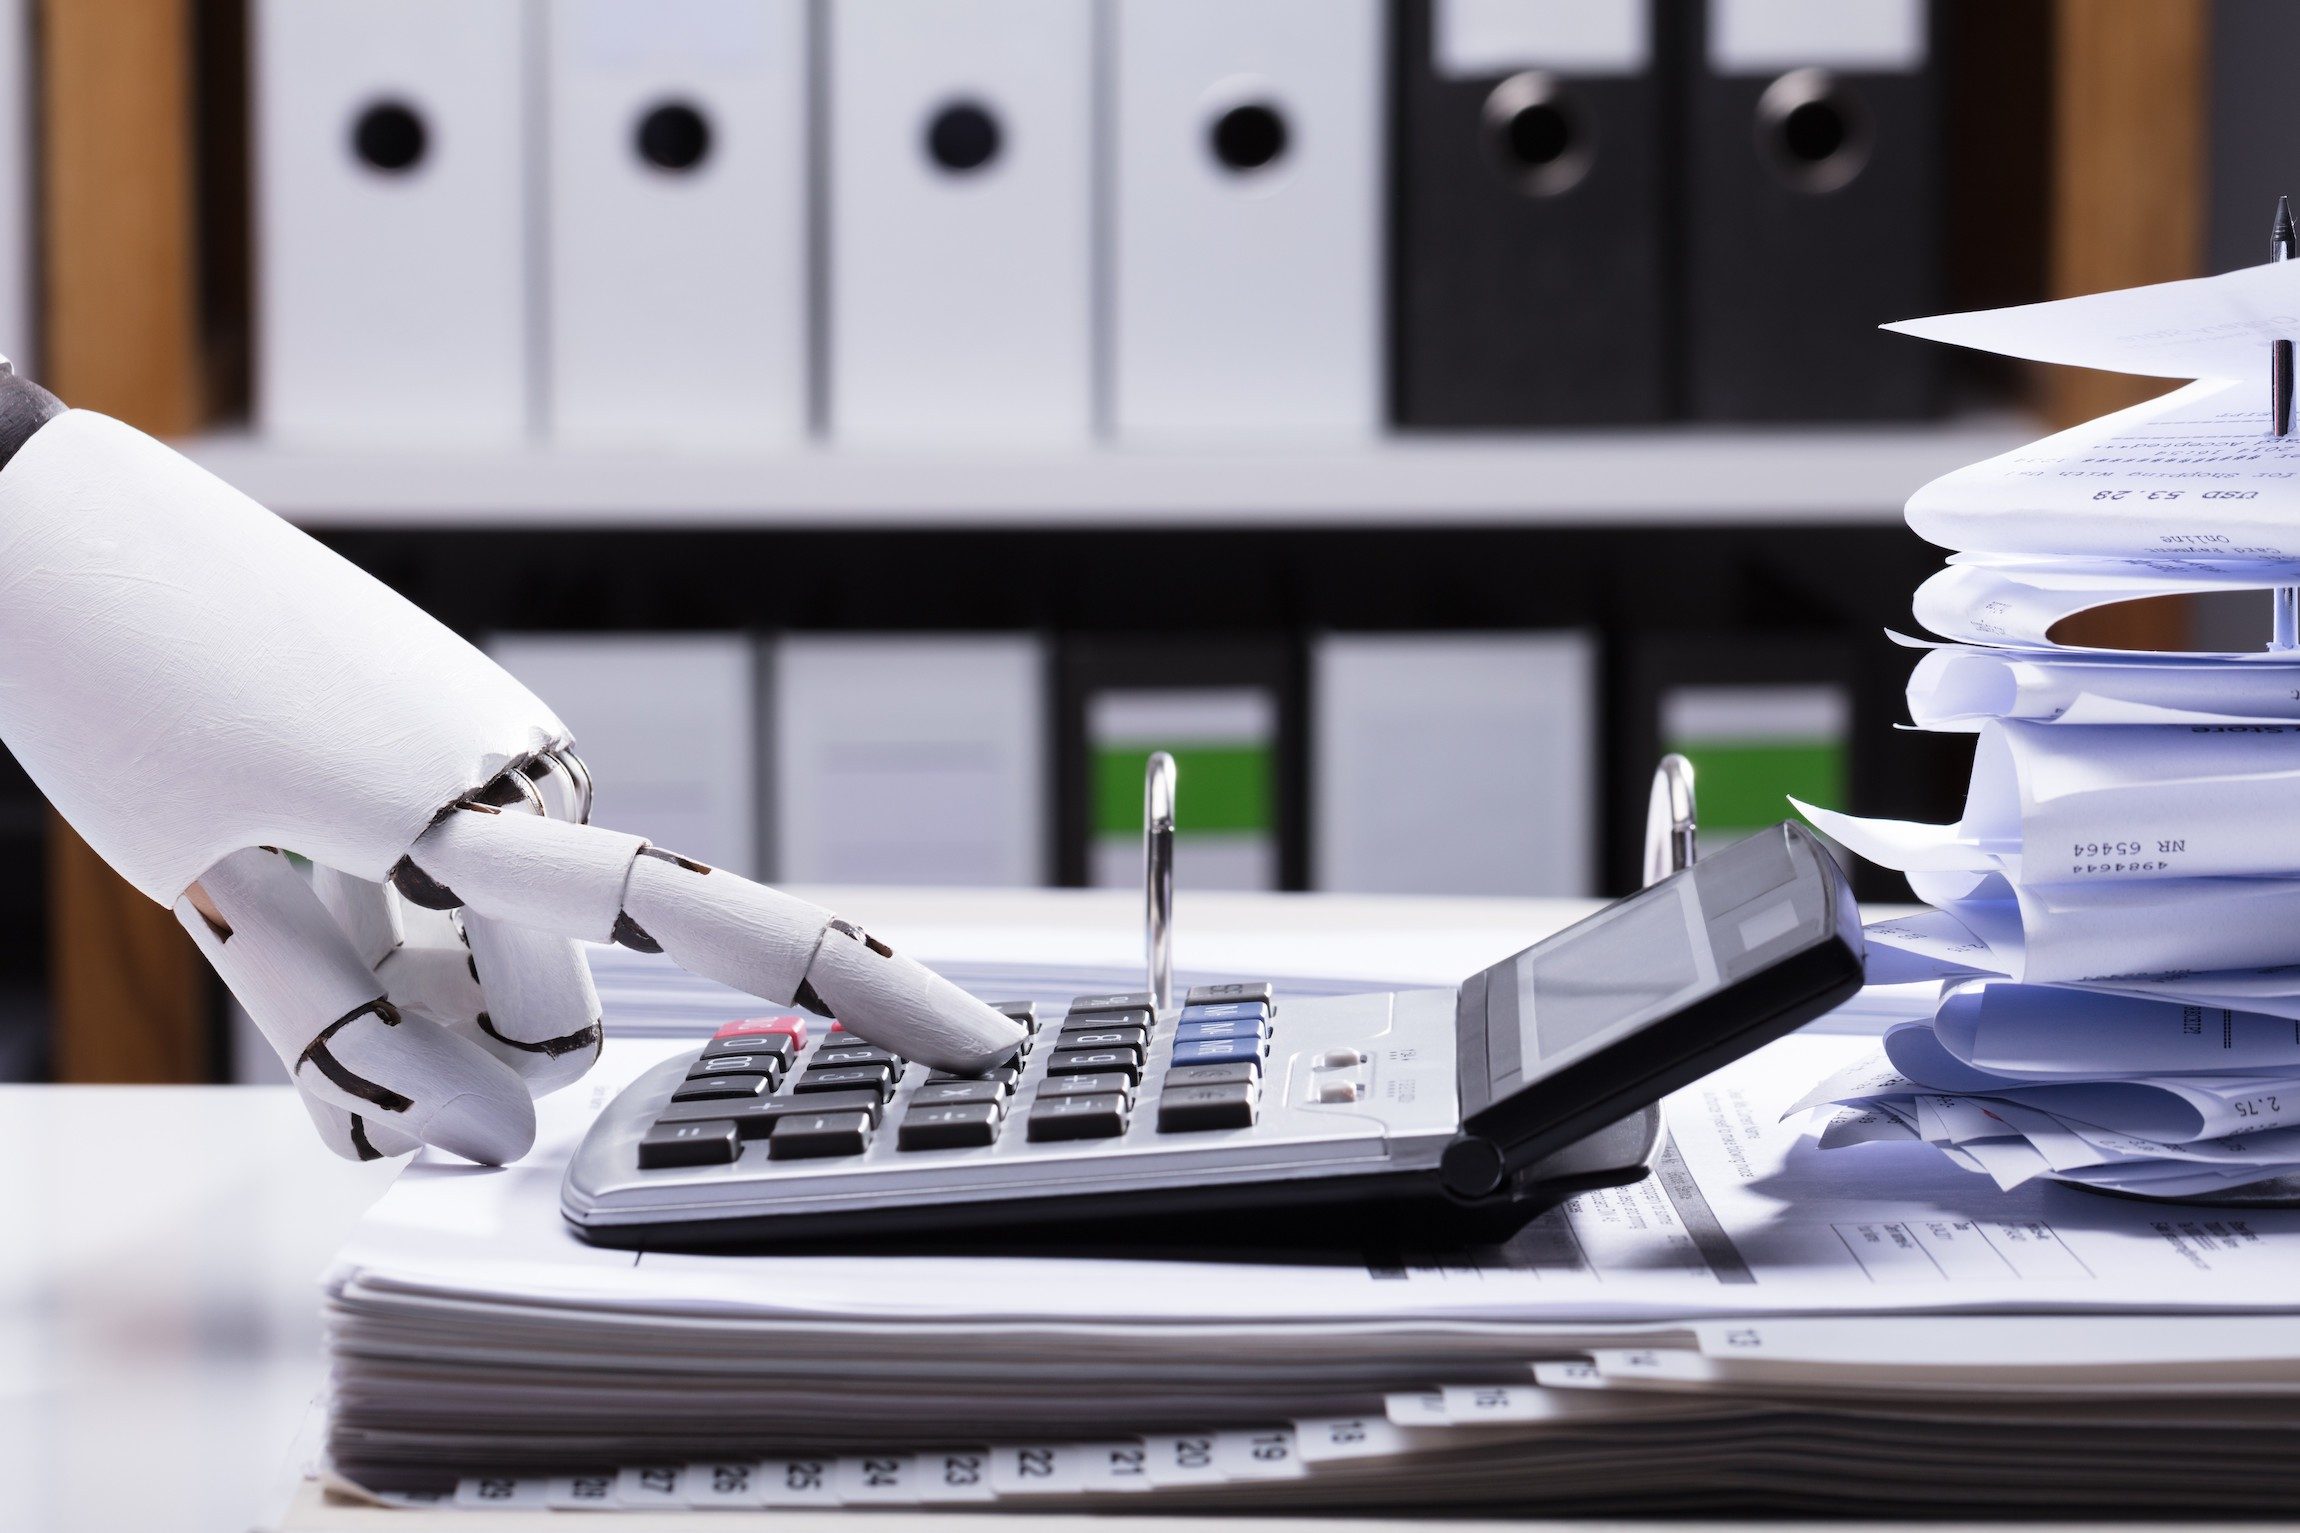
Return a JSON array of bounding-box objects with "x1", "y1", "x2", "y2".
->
[
  {"x1": 1390, "y1": 0, "x2": 1670, "y2": 427},
  {"x1": 1681, "y1": 0, "x2": 1945, "y2": 421}
]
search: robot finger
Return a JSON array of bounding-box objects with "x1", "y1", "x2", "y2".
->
[
  {"x1": 297, "y1": 1089, "x2": 422, "y2": 1162},
  {"x1": 459, "y1": 912, "x2": 601, "y2": 1096},
  {"x1": 457, "y1": 765, "x2": 603, "y2": 1096},
  {"x1": 397, "y1": 807, "x2": 1024, "y2": 1073},
  {"x1": 795, "y1": 911, "x2": 1029, "y2": 1076},
  {"x1": 176, "y1": 847, "x2": 535, "y2": 1164},
  {"x1": 613, "y1": 836, "x2": 1025, "y2": 1073}
]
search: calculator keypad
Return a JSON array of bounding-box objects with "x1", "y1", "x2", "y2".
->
[{"x1": 638, "y1": 989, "x2": 1278, "y2": 1171}]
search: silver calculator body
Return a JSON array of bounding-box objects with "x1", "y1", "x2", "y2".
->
[
  {"x1": 564, "y1": 823, "x2": 1862, "y2": 1250},
  {"x1": 566, "y1": 985, "x2": 1504, "y2": 1247}
]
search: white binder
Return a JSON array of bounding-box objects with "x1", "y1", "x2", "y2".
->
[
  {"x1": 772, "y1": 635, "x2": 1047, "y2": 887},
  {"x1": 253, "y1": 0, "x2": 531, "y2": 445},
  {"x1": 1312, "y1": 633, "x2": 1597, "y2": 897},
  {"x1": 824, "y1": 0, "x2": 1093, "y2": 444},
  {"x1": 487, "y1": 633, "x2": 761, "y2": 878},
  {"x1": 1108, "y1": 0, "x2": 1383, "y2": 440},
  {"x1": 545, "y1": 0, "x2": 808, "y2": 449},
  {"x1": 0, "y1": 0, "x2": 30, "y2": 373}
]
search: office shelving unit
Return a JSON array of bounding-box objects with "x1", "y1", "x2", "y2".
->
[{"x1": 181, "y1": 420, "x2": 2032, "y2": 529}]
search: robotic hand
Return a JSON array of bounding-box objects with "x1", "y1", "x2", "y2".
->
[{"x1": 0, "y1": 364, "x2": 1023, "y2": 1165}]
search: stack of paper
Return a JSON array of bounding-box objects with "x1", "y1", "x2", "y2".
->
[
  {"x1": 1793, "y1": 260, "x2": 2300, "y2": 1198},
  {"x1": 314, "y1": 1019, "x2": 2300, "y2": 1518}
]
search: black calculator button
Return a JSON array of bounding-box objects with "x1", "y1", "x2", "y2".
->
[
  {"x1": 701, "y1": 1033, "x2": 796, "y2": 1063},
  {"x1": 660, "y1": 1090, "x2": 882, "y2": 1136},
  {"x1": 1037, "y1": 1070, "x2": 1132, "y2": 1099},
  {"x1": 1157, "y1": 1082, "x2": 1258, "y2": 1133},
  {"x1": 1057, "y1": 1024, "x2": 1148, "y2": 1052},
  {"x1": 1028, "y1": 1092, "x2": 1129, "y2": 1141},
  {"x1": 689, "y1": 1052, "x2": 786, "y2": 1080},
  {"x1": 669, "y1": 1073, "x2": 775, "y2": 1104},
  {"x1": 638, "y1": 1119, "x2": 740, "y2": 1168},
  {"x1": 1186, "y1": 981, "x2": 1274, "y2": 1010},
  {"x1": 1067, "y1": 992, "x2": 1153, "y2": 1017},
  {"x1": 813, "y1": 1044, "x2": 899, "y2": 1069},
  {"x1": 767, "y1": 1111, "x2": 874, "y2": 1159},
  {"x1": 898, "y1": 1102, "x2": 1003, "y2": 1150},
  {"x1": 658, "y1": 1097, "x2": 785, "y2": 1138},
  {"x1": 1164, "y1": 1061, "x2": 1258, "y2": 1089},
  {"x1": 1045, "y1": 1046, "x2": 1143, "y2": 1081},
  {"x1": 912, "y1": 1079, "x2": 1006, "y2": 1106},
  {"x1": 927, "y1": 1063, "x2": 1019, "y2": 1090},
  {"x1": 987, "y1": 1001, "x2": 1042, "y2": 1033},
  {"x1": 795, "y1": 1064, "x2": 896, "y2": 1096},
  {"x1": 1061, "y1": 1009, "x2": 1151, "y2": 1035}
]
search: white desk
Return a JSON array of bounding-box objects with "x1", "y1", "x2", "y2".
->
[{"x1": 0, "y1": 887, "x2": 1597, "y2": 1533}]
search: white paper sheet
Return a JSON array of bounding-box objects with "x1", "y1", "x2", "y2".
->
[
  {"x1": 1908, "y1": 871, "x2": 2300, "y2": 988},
  {"x1": 1933, "y1": 981, "x2": 2300, "y2": 1078},
  {"x1": 1800, "y1": 720, "x2": 2300, "y2": 886},
  {"x1": 1906, "y1": 644, "x2": 2300, "y2": 729},
  {"x1": 1905, "y1": 380, "x2": 2300, "y2": 561},
  {"x1": 1907, "y1": 556, "x2": 2300, "y2": 657},
  {"x1": 1884, "y1": 259, "x2": 2300, "y2": 381}
]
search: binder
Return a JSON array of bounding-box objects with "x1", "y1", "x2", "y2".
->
[
  {"x1": 252, "y1": 0, "x2": 531, "y2": 445},
  {"x1": 486, "y1": 634, "x2": 761, "y2": 878},
  {"x1": 771, "y1": 635, "x2": 1047, "y2": 887},
  {"x1": 1392, "y1": 0, "x2": 1668, "y2": 426},
  {"x1": 0, "y1": 0, "x2": 30, "y2": 373},
  {"x1": 1108, "y1": 0, "x2": 1383, "y2": 440},
  {"x1": 1056, "y1": 639, "x2": 1302, "y2": 893},
  {"x1": 1683, "y1": 0, "x2": 1943, "y2": 421},
  {"x1": 544, "y1": 0, "x2": 808, "y2": 448},
  {"x1": 824, "y1": 0, "x2": 1093, "y2": 444},
  {"x1": 1310, "y1": 632, "x2": 1596, "y2": 897}
]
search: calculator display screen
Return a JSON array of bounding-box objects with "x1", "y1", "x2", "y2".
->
[
  {"x1": 1475, "y1": 873, "x2": 1727, "y2": 1098},
  {"x1": 1518, "y1": 880, "x2": 1712, "y2": 1062}
]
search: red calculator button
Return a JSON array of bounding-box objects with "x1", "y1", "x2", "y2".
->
[{"x1": 713, "y1": 1015, "x2": 809, "y2": 1049}]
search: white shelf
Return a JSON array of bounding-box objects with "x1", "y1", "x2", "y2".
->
[{"x1": 175, "y1": 417, "x2": 2034, "y2": 530}]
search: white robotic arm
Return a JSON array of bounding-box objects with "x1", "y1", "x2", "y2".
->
[{"x1": 0, "y1": 363, "x2": 1023, "y2": 1165}]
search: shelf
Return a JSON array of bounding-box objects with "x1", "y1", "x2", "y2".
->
[{"x1": 174, "y1": 416, "x2": 2037, "y2": 531}]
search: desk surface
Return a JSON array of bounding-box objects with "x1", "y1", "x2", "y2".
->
[{"x1": 1, "y1": 886, "x2": 1602, "y2": 1533}]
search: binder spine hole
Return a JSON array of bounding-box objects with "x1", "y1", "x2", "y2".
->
[
  {"x1": 1208, "y1": 104, "x2": 1288, "y2": 173},
  {"x1": 350, "y1": 100, "x2": 427, "y2": 175},
  {"x1": 634, "y1": 102, "x2": 712, "y2": 174},
  {"x1": 1480, "y1": 74, "x2": 1591, "y2": 197},
  {"x1": 1755, "y1": 69, "x2": 1871, "y2": 194},
  {"x1": 925, "y1": 102, "x2": 1002, "y2": 174}
]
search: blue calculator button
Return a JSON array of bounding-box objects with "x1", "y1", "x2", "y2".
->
[
  {"x1": 1179, "y1": 1001, "x2": 1270, "y2": 1026},
  {"x1": 1173, "y1": 1017, "x2": 1269, "y2": 1045},
  {"x1": 1169, "y1": 1036, "x2": 1263, "y2": 1067}
]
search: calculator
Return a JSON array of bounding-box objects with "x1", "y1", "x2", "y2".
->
[{"x1": 563, "y1": 822, "x2": 1862, "y2": 1249}]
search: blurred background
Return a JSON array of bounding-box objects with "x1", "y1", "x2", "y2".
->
[{"x1": 0, "y1": 0, "x2": 2263, "y2": 1084}]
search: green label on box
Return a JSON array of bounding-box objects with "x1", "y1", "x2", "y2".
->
[
  {"x1": 1668, "y1": 739, "x2": 1845, "y2": 833},
  {"x1": 1093, "y1": 745, "x2": 1271, "y2": 837}
]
